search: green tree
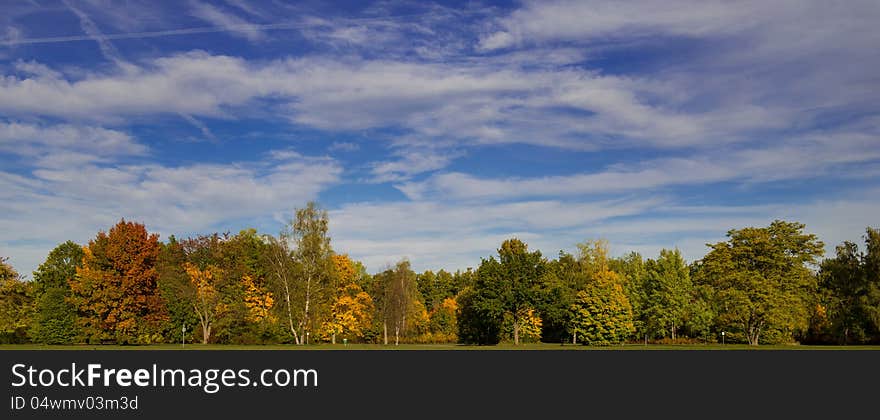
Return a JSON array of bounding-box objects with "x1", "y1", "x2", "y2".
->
[
  {"x1": 458, "y1": 238, "x2": 545, "y2": 345},
  {"x1": 643, "y1": 249, "x2": 692, "y2": 340},
  {"x1": 815, "y1": 227, "x2": 880, "y2": 344},
  {"x1": 30, "y1": 241, "x2": 84, "y2": 344},
  {"x1": 610, "y1": 252, "x2": 648, "y2": 339},
  {"x1": 156, "y1": 236, "x2": 198, "y2": 344},
  {"x1": 693, "y1": 220, "x2": 823, "y2": 345},
  {"x1": 383, "y1": 260, "x2": 421, "y2": 345},
  {"x1": 267, "y1": 202, "x2": 335, "y2": 345},
  {"x1": 865, "y1": 228, "x2": 880, "y2": 340}
]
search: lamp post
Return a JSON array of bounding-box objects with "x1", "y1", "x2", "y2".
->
[
  {"x1": 721, "y1": 331, "x2": 725, "y2": 346},
  {"x1": 182, "y1": 324, "x2": 186, "y2": 347}
]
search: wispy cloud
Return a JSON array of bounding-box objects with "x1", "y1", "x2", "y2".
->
[
  {"x1": 188, "y1": 0, "x2": 265, "y2": 41},
  {"x1": 1, "y1": 141, "x2": 342, "y2": 275},
  {"x1": 61, "y1": 0, "x2": 128, "y2": 66},
  {"x1": 0, "y1": 121, "x2": 146, "y2": 165}
]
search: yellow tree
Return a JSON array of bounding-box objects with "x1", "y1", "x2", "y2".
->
[
  {"x1": 569, "y1": 240, "x2": 635, "y2": 345},
  {"x1": 185, "y1": 263, "x2": 226, "y2": 344},
  {"x1": 243, "y1": 274, "x2": 275, "y2": 323},
  {"x1": 332, "y1": 254, "x2": 356, "y2": 285},
  {"x1": 322, "y1": 283, "x2": 374, "y2": 343},
  {"x1": 512, "y1": 307, "x2": 543, "y2": 342},
  {"x1": 0, "y1": 258, "x2": 33, "y2": 343}
]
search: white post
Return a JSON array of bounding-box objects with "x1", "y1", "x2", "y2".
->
[{"x1": 182, "y1": 324, "x2": 186, "y2": 347}]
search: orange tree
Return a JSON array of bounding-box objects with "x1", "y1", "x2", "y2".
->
[{"x1": 69, "y1": 220, "x2": 168, "y2": 344}]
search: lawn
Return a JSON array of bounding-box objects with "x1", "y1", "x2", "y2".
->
[{"x1": 2, "y1": 343, "x2": 878, "y2": 350}]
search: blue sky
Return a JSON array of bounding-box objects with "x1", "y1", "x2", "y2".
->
[{"x1": 1, "y1": 0, "x2": 879, "y2": 276}]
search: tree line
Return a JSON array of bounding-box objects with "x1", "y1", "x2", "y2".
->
[{"x1": 1, "y1": 203, "x2": 878, "y2": 346}]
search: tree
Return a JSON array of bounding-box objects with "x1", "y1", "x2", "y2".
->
[
  {"x1": 429, "y1": 297, "x2": 458, "y2": 341},
  {"x1": 0, "y1": 257, "x2": 33, "y2": 344},
  {"x1": 243, "y1": 274, "x2": 275, "y2": 323},
  {"x1": 30, "y1": 241, "x2": 83, "y2": 344},
  {"x1": 384, "y1": 260, "x2": 420, "y2": 345},
  {"x1": 321, "y1": 283, "x2": 374, "y2": 343},
  {"x1": 502, "y1": 307, "x2": 542, "y2": 343},
  {"x1": 321, "y1": 254, "x2": 370, "y2": 344},
  {"x1": 610, "y1": 252, "x2": 648, "y2": 339},
  {"x1": 643, "y1": 249, "x2": 692, "y2": 340},
  {"x1": 267, "y1": 202, "x2": 335, "y2": 345},
  {"x1": 291, "y1": 202, "x2": 335, "y2": 344},
  {"x1": 456, "y1": 285, "x2": 502, "y2": 345},
  {"x1": 69, "y1": 220, "x2": 167, "y2": 344},
  {"x1": 157, "y1": 236, "x2": 198, "y2": 344},
  {"x1": 569, "y1": 241, "x2": 635, "y2": 345},
  {"x1": 184, "y1": 263, "x2": 226, "y2": 344},
  {"x1": 693, "y1": 220, "x2": 823, "y2": 345},
  {"x1": 865, "y1": 228, "x2": 880, "y2": 340},
  {"x1": 814, "y1": 227, "x2": 880, "y2": 344},
  {"x1": 458, "y1": 238, "x2": 545, "y2": 345}
]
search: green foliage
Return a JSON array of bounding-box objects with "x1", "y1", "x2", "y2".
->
[
  {"x1": 0, "y1": 258, "x2": 33, "y2": 344},
  {"x1": 29, "y1": 241, "x2": 84, "y2": 344},
  {"x1": 610, "y1": 252, "x2": 648, "y2": 338},
  {"x1": 457, "y1": 238, "x2": 545, "y2": 345},
  {"x1": 157, "y1": 236, "x2": 199, "y2": 344},
  {"x1": 8, "y1": 217, "x2": 878, "y2": 348},
  {"x1": 642, "y1": 249, "x2": 705, "y2": 340},
  {"x1": 693, "y1": 220, "x2": 824, "y2": 345},
  {"x1": 811, "y1": 227, "x2": 880, "y2": 344},
  {"x1": 456, "y1": 286, "x2": 502, "y2": 345}
]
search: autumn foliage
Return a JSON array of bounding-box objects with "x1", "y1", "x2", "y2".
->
[
  {"x1": 6, "y1": 212, "x2": 879, "y2": 346},
  {"x1": 69, "y1": 220, "x2": 167, "y2": 344}
]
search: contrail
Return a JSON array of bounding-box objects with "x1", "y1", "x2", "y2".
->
[
  {"x1": 0, "y1": 14, "x2": 428, "y2": 47},
  {"x1": 61, "y1": 0, "x2": 127, "y2": 65}
]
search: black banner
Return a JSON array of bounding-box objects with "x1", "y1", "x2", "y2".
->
[{"x1": 2, "y1": 349, "x2": 877, "y2": 419}]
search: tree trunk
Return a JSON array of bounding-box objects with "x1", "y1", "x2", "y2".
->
[
  {"x1": 513, "y1": 317, "x2": 520, "y2": 345},
  {"x1": 303, "y1": 273, "x2": 312, "y2": 346},
  {"x1": 572, "y1": 330, "x2": 577, "y2": 345},
  {"x1": 202, "y1": 323, "x2": 210, "y2": 344},
  {"x1": 282, "y1": 279, "x2": 300, "y2": 345},
  {"x1": 394, "y1": 324, "x2": 400, "y2": 346},
  {"x1": 332, "y1": 333, "x2": 336, "y2": 345},
  {"x1": 383, "y1": 321, "x2": 388, "y2": 345},
  {"x1": 671, "y1": 320, "x2": 676, "y2": 340}
]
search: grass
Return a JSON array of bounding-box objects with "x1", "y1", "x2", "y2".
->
[{"x1": 1, "y1": 342, "x2": 879, "y2": 350}]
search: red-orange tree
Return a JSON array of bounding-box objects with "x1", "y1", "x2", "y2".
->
[{"x1": 69, "y1": 220, "x2": 168, "y2": 344}]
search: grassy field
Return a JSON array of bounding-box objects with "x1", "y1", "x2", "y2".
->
[{"x1": 1, "y1": 343, "x2": 879, "y2": 350}]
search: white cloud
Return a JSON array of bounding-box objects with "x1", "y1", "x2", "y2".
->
[
  {"x1": 0, "y1": 121, "x2": 146, "y2": 165},
  {"x1": 329, "y1": 197, "x2": 663, "y2": 272},
  {"x1": 0, "y1": 52, "x2": 779, "y2": 150},
  {"x1": 369, "y1": 148, "x2": 462, "y2": 183},
  {"x1": 478, "y1": 0, "x2": 878, "y2": 52},
  {"x1": 328, "y1": 194, "x2": 880, "y2": 273},
  {"x1": 397, "y1": 130, "x2": 880, "y2": 201},
  {"x1": 0, "y1": 147, "x2": 342, "y2": 276}
]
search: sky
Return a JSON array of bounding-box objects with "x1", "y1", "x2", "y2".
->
[{"x1": 1, "y1": 0, "x2": 879, "y2": 277}]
